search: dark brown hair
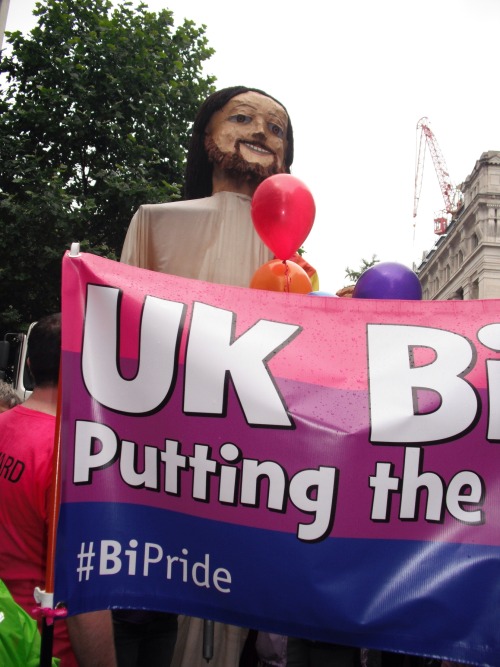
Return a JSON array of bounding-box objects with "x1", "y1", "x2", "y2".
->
[{"x1": 27, "y1": 313, "x2": 61, "y2": 387}]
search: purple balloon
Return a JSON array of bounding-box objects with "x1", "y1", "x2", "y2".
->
[{"x1": 353, "y1": 262, "x2": 422, "y2": 300}]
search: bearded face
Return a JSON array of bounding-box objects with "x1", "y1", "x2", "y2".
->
[{"x1": 204, "y1": 91, "x2": 288, "y2": 183}]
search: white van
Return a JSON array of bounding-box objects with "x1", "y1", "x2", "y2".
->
[{"x1": 0, "y1": 323, "x2": 36, "y2": 400}]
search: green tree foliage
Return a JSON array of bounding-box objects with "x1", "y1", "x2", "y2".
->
[
  {"x1": 345, "y1": 254, "x2": 379, "y2": 284},
  {"x1": 0, "y1": 0, "x2": 215, "y2": 334}
]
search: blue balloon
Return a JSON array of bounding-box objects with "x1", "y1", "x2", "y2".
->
[
  {"x1": 353, "y1": 262, "x2": 422, "y2": 300},
  {"x1": 308, "y1": 290, "x2": 338, "y2": 297}
]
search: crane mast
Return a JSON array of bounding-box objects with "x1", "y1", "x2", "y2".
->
[{"x1": 413, "y1": 117, "x2": 464, "y2": 235}]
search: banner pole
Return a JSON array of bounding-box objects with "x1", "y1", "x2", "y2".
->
[
  {"x1": 39, "y1": 619, "x2": 55, "y2": 667},
  {"x1": 38, "y1": 368, "x2": 65, "y2": 667}
]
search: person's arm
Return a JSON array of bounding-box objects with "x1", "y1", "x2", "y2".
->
[{"x1": 66, "y1": 610, "x2": 117, "y2": 667}]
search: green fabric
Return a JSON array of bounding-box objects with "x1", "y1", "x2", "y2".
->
[{"x1": 0, "y1": 579, "x2": 60, "y2": 667}]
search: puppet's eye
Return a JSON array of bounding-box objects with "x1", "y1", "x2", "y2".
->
[
  {"x1": 229, "y1": 114, "x2": 252, "y2": 124},
  {"x1": 269, "y1": 123, "x2": 284, "y2": 139}
]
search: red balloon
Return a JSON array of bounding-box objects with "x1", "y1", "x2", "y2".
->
[
  {"x1": 250, "y1": 259, "x2": 312, "y2": 294},
  {"x1": 251, "y1": 174, "x2": 316, "y2": 260}
]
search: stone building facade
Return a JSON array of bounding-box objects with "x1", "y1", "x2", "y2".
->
[{"x1": 417, "y1": 151, "x2": 500, "y2": 300}]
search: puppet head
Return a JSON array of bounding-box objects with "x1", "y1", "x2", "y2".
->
[{"x1": 184, "y1": 86, "x2": 294, "y2": 200}]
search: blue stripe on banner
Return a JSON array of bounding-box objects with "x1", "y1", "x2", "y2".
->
[{"x1": 54, "y1": 502, "x2": 499, "y2": 665}]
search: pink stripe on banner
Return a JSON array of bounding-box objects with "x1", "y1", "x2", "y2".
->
[{"x1": 62, "y1": 253, "x2": 494, "y2": 390}]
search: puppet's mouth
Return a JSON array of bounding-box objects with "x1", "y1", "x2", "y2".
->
[{"x1": 239, "y1": 141, "x2": 273, "y2": 156}]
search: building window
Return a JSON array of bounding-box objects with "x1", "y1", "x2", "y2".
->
[{"x1": 471, "y1": 233, "x2": 479, "y2": 250}]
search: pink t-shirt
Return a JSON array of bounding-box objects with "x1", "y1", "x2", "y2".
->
[{"x1": 0, "y1": 404, "x2": 76, "y2": 666}]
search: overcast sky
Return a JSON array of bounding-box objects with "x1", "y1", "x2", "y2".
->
[{"x1": 5, "y1": 0, "x2": 500, "y2": 291}]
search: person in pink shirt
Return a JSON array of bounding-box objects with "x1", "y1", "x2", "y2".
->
[{"x1": 0, "y1": 313, "x2": 116, "y2": 666}]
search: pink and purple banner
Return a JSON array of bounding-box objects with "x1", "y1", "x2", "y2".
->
[{"x1": 55, "y1": 251, "x2": 500, "y2": 665}]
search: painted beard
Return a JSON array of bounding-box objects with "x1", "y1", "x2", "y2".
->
[{"x1": 205, "y1": 136, "x2": 283, "y2": 183}]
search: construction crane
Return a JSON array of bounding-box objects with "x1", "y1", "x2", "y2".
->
[{"x1": 413, "y1": 117, "x2": 464, "y2": 235}]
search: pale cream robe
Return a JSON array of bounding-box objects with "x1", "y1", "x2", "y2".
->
[
  {"x1": 121, "y1": 191, "x2": 272, "y2": 287},
  {"x1": 121, "y1": 191, "x2": 272, "y2": 667}
]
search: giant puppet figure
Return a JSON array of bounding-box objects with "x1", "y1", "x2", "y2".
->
[{"x1": 120, "y1": 86, "x2": 316, "y2": 667}]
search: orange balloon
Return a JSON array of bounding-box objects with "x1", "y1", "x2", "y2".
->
[{"x1": 250, "y1": 259, "x2": 313, "y2": 293}]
